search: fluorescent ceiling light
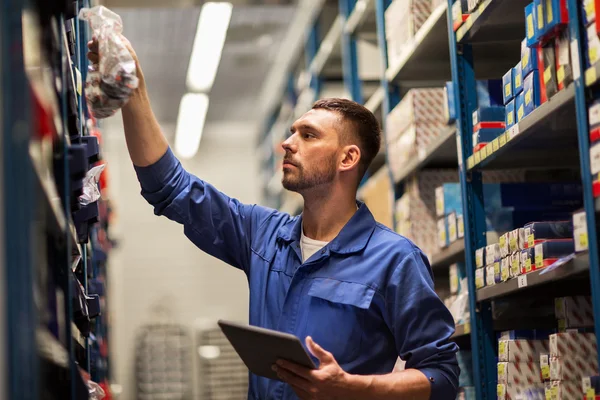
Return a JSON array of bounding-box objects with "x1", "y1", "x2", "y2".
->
[
  {"x1": 186, "y1": 2, "x2": 233, "y2": 92},
  {"x1": 175, "y1": 93, "x2": 209, "y2": 159}
]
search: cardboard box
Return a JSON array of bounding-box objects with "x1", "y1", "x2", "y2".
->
[
  {"x1": 516, "y1": 91, "x2": 526, "y2": 122},
  {"x1": 486, "y1": 264, "x2": 496, "y2": 286},
  {"x1": 584, "y1": 0, "x2": 598, "y2": 26},
  {"x1": 443, "y1": 81, "x2": 456, "y2": 124},
  {"x1": 524, "y1": 70, "x2": 541, "y2": 117},
  {"x1": 510, "y1": 252, "x2": 521, "y2": 278},
  {"x1": 500, "y1": 233, "x2": 510, "y2": 258},
  {"x1": 514, "y1": 62, "x2": 524, "y2": 95},
  {"x1": 522, "y1": 39, "x2": 539, "y2": 77},
  {"x1": 498, "y1": 339, "x2": 549, "y2": 363},
  {"x1": 449, "y1": 263, "x2": 466, "y2": 295},
  {"x1": 476, "y1": 79, "x2": 504, "y2": 108},
  {"x1": 500, "y1": 257, "x2": 511, "y2": 282},
  {"x1": 438, "y1": 217, "x2": 448, "y2": 249},
  {"x1": 546, "y1": 380, "x2": 582, "y2": 400},
  {"x1": 550, "y1": 355, "x2": 599, "y2": 381},
  {"x1": 498, "y1": 362, "x2": 543, "y2": 385},
  {"x1": 498, "y1": 383, "x2": 545, "y2": 400},
  {"x1": 544, "y1": 0, "x2": 568, "y2": 33},
  {"x1": 486, "y1": 243, "x2": 501, "y2": 265},
  {"x1": 448, "y1": 212, "x2": 458, "y2": 243},
  {"x1": 519, "y1": 227, "x2": 528, "y2": 251},
  {"x1": 526, "y1": 3, "x2": 537, "y2": 47},
  {"x1": 550, "y1": 332, "x2": 597, "y2": 358},
  {"x1": 386, "y1": 88, "x2": 446, "y2": 140},
  {"x1": 534, "y1": 239, "x2": 575, "y2": 269},
  {"x1": 534, "y1": 0, "x2": 545, "y2": 40},
  {"x1": 555, "y1": 296, "x2": 594, "y2": 328},
  {"x1": 509, "y1": 229, "x2": 520, "y2": 253},
  {"x1": 581, "y1": 375, "x2": 600, "y2": 397},
  {"x1": 586, "y1": 23, "x2": 600, "y2": 67},
  {"x1": 555, "y1": 28, "x2": 572, "y2": 91},
  {"x1": 521, "y1": 248, "x2": 535, "y2": 274},
  {"x1": 523, "y1": 221, "x2": 573, "y2": 248},
  {"x1": 573, "y1": 211, "x2": 588, "y2": 253},
  {"x1": 541, "y1": 354, "x2": 551, "y2": 381},
  {"x1": 435, "y1": 183, "x2": 462, "y2": 217},
  {"x1": 503, "y1": 69, "x2": 514, "y2": 105},
  {"x1": 506, "y1": 99, "x2": 516, "y2": 129},
  {"x1": 542, "y1": 43, "x2": 558, "y2": 103},
  {"x1": 472, "y1": 127, "x2": 504, "y2": 148},
  {"x1": 385, "y1": 0, "x2": 432, "y2": 67},
  {"x1": 475, "y1": 267, "x2": 485, "y2": 289},
  {"x1": 476, "y1": 247, "x2": 485, "y2": 268}
]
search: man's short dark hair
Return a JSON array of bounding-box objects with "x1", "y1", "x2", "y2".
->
[{"x1": 312, "y1": 98, "x2": 381, "y2": 178}]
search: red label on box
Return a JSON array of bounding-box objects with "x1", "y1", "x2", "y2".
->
[{"x1": 473, "y1": 122, "x2": 506, "y2": 132}]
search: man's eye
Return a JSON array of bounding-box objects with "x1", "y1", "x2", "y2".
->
[{"x1": 303, "y1": 133, "x2": 315, "y2": 139}]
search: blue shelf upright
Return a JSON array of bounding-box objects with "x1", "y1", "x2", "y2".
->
[
  {"x1": 567, "y1": 0, "x2": 600, "y2": 370},
  {"x1": 339, "y1": 0, "x2": 363, "y2": 104},
  {"x1": 446, "y1": 1, "x2": 496, "y2": 399}
]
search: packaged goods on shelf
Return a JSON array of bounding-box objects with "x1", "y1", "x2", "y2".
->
[
  {"x1": 500, "y1": 257, "x2": 511, "y2": 282},
  {"x1": 457, "y1": 386, "x2": 475, "y2": 400},
  {"x1": 475, "y1": 267, "x2": 485, "y2": 289},
  {"x1": 486, "y1": 264, "x2": 497, "y2": 287},
  {"x1": 499, "y1": 339, "x2": 549, "y2": 363},
  {"x1": 503, "y1": 69, "x2": 515, "y2": 105},
  {"x1": 449, "y1": 263, "x2": 466, "y2": 295},
  {"x1": 523, "y1": 221, "x2": 573, "y2": 248},
  {"x1": 466, "y1": 0, "x2": 478, "y2": 13},
  {"x1": 457, "y1": 350, "x2": 474, "y2": 387},
  {"x1": 472, "y1": 127, "x2": 504, "y2": 151},
  {"x1": 546, "y1": 380, "x2": 583, "y2": 400},
  {"x1": 541, "y1": 354, "x2": 551, "y2": 381},
  {"x1": 510, "y1": 252, "x2": 521, "y2": 277},
  {"x1": 526, "y1": 3, "x2": 537, "y2": 47},
  {"x1": 555, "y1": 31, "x2": 572, "y2": 90},
  {"x1": 506, "y1": 99, "x2": 516, "y2": 129},
  {"x1": 555, "y1": 296, "x2": 594, "y2": 328},
  {"x1": 472, "y1": 106, "x2": 505, "y2": 129},
  {"x1": 583, "y1": 0, "x2": 597, "y2": 26},
  {"x1": 447, "y1": 211, "x2": 459, "y2": 242},
  {"x1": 516, "y1": 91, "x2": 526, "y2": 122},
  {"x1": 514, "y1": 62, "x2": 524, "y2": 95},
  {"x1": 385, "y1": 0, "x2": 432, "y2": 67},
  {"x1": 475, "y1": 79, "x2": 504, "y2": 108},
  {"x1": 486, "y1": 243, "x2": 501, "y2": 265},
  {"x1": 386, "y1": 89, "x2": 445, "y2": 137},
  {"x1": 582, "y1": 376, "x2": 600, "y2": 397},
  {"x1": 509, "y1": 229, "x2": 521, "y2": 253},
  {"x1": 543, "y1": 0, "x2": 568, "y2": 34},
  {"x1": 550, "y1": 355, "x2": 599, "y2": 381},
  {"x1": 500, "y1": 233, "x2": 510, "y2": 258},
  {"x1": 523, "y1": 70, "x2": 541, "y2": 117},
  {"x1": 476, "y1": 247, "x2": 485, "y2": 268},
  {"x1": 522, "y1": 39, "x2": 540, "y2": 77},
  {"x1": 572, "y1": 211, "x2": 588, "y2": 252},
  {"x1": 498, "y1": 362, "x2": 542, "y2": 385},
  {"x1": 521, "y1": 248, "x2": 535, "y2": 274},
  {"x1": 589, "y1": 101, "x2": 600, "y2": 129},
  {"x1": 541, "y1": 43, "x2": 558, "y2": 102},
  {"x1": 591, "y1": 142, "x2": 600, "y2": 177},
  {"x1": 550, "y1": 332, "x2": 597, "y2": 358},
  {"x1": 586, "y1": 23, "x2": 600, "y2": 67},
  {"x1": 534, "y1": 0, "x2": 545, "y2": 40},
  {"x1": 533, "y1": 239, "x2": 575, "y2": 268},
  {"x1": 451, "y1": 0, "x2": 470, "y2": 31},
  {"x1": 435, "y1": 183, "x2": 462, "y2": 217},
  {"x1": 443, "y1": 82, "x2": 456, "y2": 124},
  {"x1": 497, "y1": 383, "x2": 545, "y2": 400},
  {"x1": 437, "y1": 218, "x2": 449, "y2": 248}
]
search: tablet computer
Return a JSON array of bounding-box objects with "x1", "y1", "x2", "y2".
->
[{"x1": 218, "y1": 319, "x2": 317, "y2": 381}]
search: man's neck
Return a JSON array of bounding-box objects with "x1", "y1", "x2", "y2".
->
[{"x1": 301, "y1": 188, "x2": 358, "y2": 242}]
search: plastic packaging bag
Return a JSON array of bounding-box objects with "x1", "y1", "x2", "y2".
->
[
  {"x1": 87, "y1": 379, "x2": 106, "y2": 400},
  {"x1": 79, "y1": 6, "x2": 138, "y2": 118},
  {"x1": 79, "y1": 164, "x2": 106, "y2": 206}
]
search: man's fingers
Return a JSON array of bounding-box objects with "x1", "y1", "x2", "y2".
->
[
  {"x1": 289, "y1": 383, "x2": 313, "y2": 400},
  {"x1": 87, "y1": 52, "x2": 99, "y2": 64},
  {"x1": 87, "y1": 39, "x2": 98, "y2": 52},
  {"x1": 306, "y1": 336, "x2": 334, "y2": 363},
  {"x1": 275, "y1": 360, "x2": 313, "y2": 380},
  {"x1": 275, "y1": 366, "x2": 311, "y2": 389}
]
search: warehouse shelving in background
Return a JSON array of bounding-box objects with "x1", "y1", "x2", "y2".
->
[
  {"x1": 261, "y1": 0, "x2": 600, "y2": 399},
  {"x1": 3, "y1": 0, "x2": 114, "y2": 398}
]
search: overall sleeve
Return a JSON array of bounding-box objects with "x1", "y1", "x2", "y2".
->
[
  {"x1": 385, "y1": 250, "x2": 460, "y2": 400},
  {"x1": 134, "y1": 147, "x2": 275, "y2": 274}
]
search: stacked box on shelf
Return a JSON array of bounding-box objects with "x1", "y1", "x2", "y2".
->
[
  {"x1": 395, "y1": 169, "x2": 459, "y2": 259},
  {"x1": 546, "y1": 332, "x2": 599, "y2": 399},
  {"x1": 385, "y1": 0, "x2": 431, "y2": 68},
  {"x1": 555, "y1": 296, "x2": 594, "y2": 330},
  {"x1": 497, "y1": 337, "x2": 549, "y2": 400},
  {"x1": 435, "y1": 183, "x2": 463, "y2": 249},
  {"x1": 386, "y1": 89, "x2": 446, "y2": 181}
]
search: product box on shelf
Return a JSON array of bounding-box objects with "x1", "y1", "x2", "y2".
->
[
  {"x1": 472, "y1": 106, "x2": 505, "y2": 129},
  {"x1": 550, "y1": 354, "x2": 599, "y2": 381},
  {"x1": 498, "y1": 339, "x2": 549, "y2": 363},
  {"x1": 524, "y1": 70, "x2": 541, "y2": 117},
  {"x1": 555, "y1": 296, "x2": 594, "y2": 328},
  {"x1": 534, "y1": 239, "x2": 575, "y2": 269},
  {"x1": 443, "y1": 81, "x2": 456, "y2": 124},
  {"x1": 498, "y1": 362, "x2": 543, "y2": 385},
  {"x1": 483, "y1": 183, "x2": 583, "y2": 211},
  {"x1": 472, "y1": 128, "x2": 504, "y2": 149},
  {"x1": 516, "y1": 91, "x2": 526, "y2": 122},
  {"x1": 541, "y1": 354, "x2": 551, "y2": 381},
  {"x1": 435, "y1": 183, "x2": 462, "y2": 217},
  {"x1": 546, "y1": 380, "x2": 582, "y2": 400},
  {"x1": 521, "y1": 248, "x2": 535, "y2": 274},
  {"x1": 500, "y1": 233, "x2": 510, "y2": 258},
  {"x1": 503, "y1": 69, "x2": 514, "y2": 105},
  {"x1": 486, "y1": 264, "x2": 497, "y2": 287},
  {"x1": 476, "y1": 79, "x2": 504, "y2": 108},
  {"x1": 437, "y1": 218, "x2": 449, "y2": 249},
  {"x1": 541, "y1": 43, "x2": 558, "y2": 102},
  {"x1": 385, "y1": 0, "x2": 432, "y2": 67},
  {"x1": 475, "y1": 267, "x2": 485, "y2": 289},
  {"x1": 586, "y1": 23, "x2": 600, "y2": 67},
  {"x1": 572, "y1": 211, "x2": 588, "y2": 253},
  {"x1": 526, "y1": 3, "x2": 537, "y2": 47},
  {"x1": 476, "y1": 247, "x2": 485, "y2": 268},
  {"x1": 523, "y1": 221, "x2": 573, "y2": 248},
  {"x1": 589, "y1": 101, "x2": 600, "y2": 129},
  {"x1": 555, "y1": 31, "x2": 572, "y2": 91},
  {"x1": 583, "y1": 0, "x2": 597, "y2": 26},
  {"x1": 500, "y1": 257, "x2": 511, "y2": 282},
  {"x1": 508, "y1": 228, "x2": 520, "y2": 253},
  {"x1": 543, "y1": 0, "x2": 569, "y2": 34},
  {"x1": 534, "y1": 0, "x2": 545, "y2": 40},
  {"x1": 506, "y1": 99, "x2": 516, "y2": 129},
  {"x1": 449, "y1": 263, "x2": 466, "y2": 295},
  {"x1": 486, "y1": 243, "x2": 501, "y2": 265},
  {"x1": 514, "y1": 62, "x2": 524, "y2": 95},
  {"x1": 550, "y1": 332, "x2": 597, "y2": 358},
  {"x1": 522, "y1": 39, "x2": 540, "y2": 77},
  {"x1": 386, "y1": 88, "x2": 446, "y2": 138},
  {"x1": 497, "y1": 383, "x2": 545, "y2": 400},
  {"x1": 510, "y1": 252, "x2": 521, "y2": 278},
  {"x1": 448, "y1": 212, "x2": 459, "y2": 243},
  {"x1": 582, "y1": 375, "x2": 600, "y2": 397}
]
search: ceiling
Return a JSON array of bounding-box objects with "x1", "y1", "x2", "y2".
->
[{"x1": 111, "y1": 2, "x2": 297, "y2": 128}]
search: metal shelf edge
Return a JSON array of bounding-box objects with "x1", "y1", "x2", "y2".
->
[
  {"x1": 455, "y1": 0, "x2": 492, "y2": 43},
  {"x1": 431, "y1": 238, "x2": 465, "y2": 269},
  {"x1": 385, "y1": 2, "x2": 448, "y2": 82},
  {"x1": 344, "y1": 0, "x2": 373, "y2": 34},
  {"x1": 309, "y1": 15, "x2": 344, "y2": 76},
  {"x1": 364, "y1": 85, "x2": 384, "y2": 112}
]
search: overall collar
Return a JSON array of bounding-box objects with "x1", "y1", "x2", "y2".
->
[{"x1": 276, "y1": 201, "x2": 376, "y2": 254}]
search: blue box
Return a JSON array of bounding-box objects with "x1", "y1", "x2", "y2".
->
[
  {"x1": 444, "y1": 81, "x2": 456, "y2": 124},
  {"x1": 521, "y1": 39, "x2": 539, "y2": 77},
  {"x1": 515, "y1": 91, "x2": 526, "y2": 122},
  {"x1": 524, "y1": 221, "x2": 574, "y2": 244},
  {"x1": 473, "y1": 128, "x2": 504, "y2": 146},
  {"x1": 483, "y1": 183, "x2": 583, "y2": 211},
  {"x1": 544, "y1": 0, "x2": 567, "y2": 33},
  {"x1": 525, "y1": 3, "x2": 537, "y2": 47},
  {"x1": 436, "y1": 183, "x2": 462, "y2": 217},
  {"x1": 476, "y1": 79, "x2": 504, "y2": 108},
  {"x1": 524, "y1": 70, "x2": 541, "y2": 116},
  {"x1": 534, "y1": 0, "x2": 545, "y2": 40},
  {"x1": 438, "y1": 218, "x2": 450, "y2": 248},
  {"x1": 514, "y1": 62, "x2": 523, "y2": 95},
  {"x1": 472, "y1": 106, "x2": 505, "y2": 128},
  {"x1": 502, "y1": 69, "x2": 514, "y2": 105},
  {"x1": 505, "y1": 99, "x2": 515, "y2": 129}
]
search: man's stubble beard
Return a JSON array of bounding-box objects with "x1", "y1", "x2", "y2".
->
[{"x1": 282, "y1": 155, "x2": 337, "y2": 193}]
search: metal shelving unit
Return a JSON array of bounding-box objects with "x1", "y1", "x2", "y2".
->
[{"x1": 431, "y1": 239, "x2": 465, "y2": 270}]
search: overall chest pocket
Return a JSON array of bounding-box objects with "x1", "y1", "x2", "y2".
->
[{"x1": 306, "y1": 279, "x2": 376, "y2": 364}]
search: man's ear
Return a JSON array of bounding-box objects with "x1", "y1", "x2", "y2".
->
[{"x1": 339, "y1": 145, "x2": 361, "y2": 172}]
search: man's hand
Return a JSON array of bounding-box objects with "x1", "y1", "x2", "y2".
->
[{"x1": 273, "y1": 337, "x2": 356, "y2": 400}]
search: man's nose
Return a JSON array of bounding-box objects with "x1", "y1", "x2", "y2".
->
[{"x1": 282, "y1": 134, "x2": 297, "y2": 153}]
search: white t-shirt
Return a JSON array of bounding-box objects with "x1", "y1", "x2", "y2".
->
[{"x1": 300, "y1": 231, "x2": 329, "y2": 263}]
